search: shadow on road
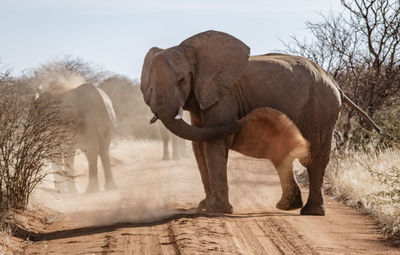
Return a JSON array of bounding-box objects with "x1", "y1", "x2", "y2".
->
[{"x1": 11, "y1": 208, "x2": 299, "y2": 242}]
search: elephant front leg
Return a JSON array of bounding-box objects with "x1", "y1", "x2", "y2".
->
[
  {"x1": 273, "y1": 158, "x2": 303, "y2": 211},
  {"x1": 64, "y1": 156, "x2": 78, "y2": 193},
  {"x1": 204, "y1": 139, "x2": 232, "y2": 214},
  {"x1": 192, "y1": 141, "x2": 212, "y2": 210}
]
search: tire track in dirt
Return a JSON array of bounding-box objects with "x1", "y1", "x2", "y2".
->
[
  {"x1": 166, "y1": 222, "x2": 181, "y2": 255},
  {"x1": 101, "y1": 234, "x2": 117, "y2": 254},
  {"x1": 171, "y1": 217, "x2": 238, "y2": 254},
  {"x1": 226, "y1": 219, "x2": 280, "y2": 254},
  {"x1": 255, "y1": 217, "x2": 317, "y2": 254}
]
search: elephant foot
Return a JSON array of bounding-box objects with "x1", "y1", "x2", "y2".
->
[
  {"x1": 55, "y1": 185, "x2": 68, "y2": 194},
  {"x1": 300, "y1": 202, "x2": 325, "y2": 216},
  {"x1": 197, "y1": 195, "x2": 212, "y2": 210},
  {"x1": 162, "y1": 155, "x2": 170, "y2": 161},
  {"x1": 105, "y1": 181, "x2": 118, "y2": 190},
  {"x1": 172, "y1": 154, "x2": 181, "y2": 160},
  {"x1": 67, "y1": 184, "x2": 79, "y2": 194},
  {"x1": 276, "y1": 195, "x2": 303, "y2": 211},
  {"x1": 276, "y1": 188, "x2": 303, "y2": 211},
  {"x1": 198, "y1": 198, "x2": 207, "y2": 210},
  {"x1": 205, "y1": 199, "x2": 233, "y2": 214},
  {"x1": 85, "y1": 183, "x2": 100, "y2": 193}
]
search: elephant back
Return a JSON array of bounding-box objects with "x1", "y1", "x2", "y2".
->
[{"x1": 61, "y1": 83, "x2": 117, "y2": 134}]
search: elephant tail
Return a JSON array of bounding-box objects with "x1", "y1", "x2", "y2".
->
[{"x1": 339, "y1": 90, "x2": 382, "y2": 134}]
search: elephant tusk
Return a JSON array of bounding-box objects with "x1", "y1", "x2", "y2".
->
[
  {"x1": 149, "y1": 115, "x2": 158, "y2": 124},
  {"x1": 175, "y1": 107, "x2": 183, "y2": 120}
]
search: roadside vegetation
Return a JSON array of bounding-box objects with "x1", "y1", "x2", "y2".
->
[
  {"x1": 286, "y1": 0, "x2": 400, "y2": 243},
  {"x1": 0, "y1": 58, "x2": 159, "y2": 236},
  {"x1": 325, "y1": 150, "x2": 400, "y2": 243},
  {"x1": 0, "y1": 0, "x2": 399, "y2": 248},
  {"x1": 0, "y1": 69, "x2": 74, "y2": 233}
]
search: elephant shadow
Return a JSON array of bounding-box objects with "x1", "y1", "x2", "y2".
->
[{"x1": 12, "y1": 208, "x2": 299, "y2": 243}]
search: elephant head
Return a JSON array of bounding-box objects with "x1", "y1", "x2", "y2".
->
[{"x1": 140, "y1": 30, "x2": 250, "y2": 141}]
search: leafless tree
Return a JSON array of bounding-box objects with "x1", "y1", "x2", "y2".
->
[
  {"x1": 58, "y1": 55, "x2": 110, "y2": 85},
  {"x1": 22, "y1": 56, "x2": 110, "y2": 92},
  {"x1": 0, "y1": 74, "x2": 74, "y2": 211},
  {"x1": 284, "y1": 0, "x2": 400, "y2": 149}
]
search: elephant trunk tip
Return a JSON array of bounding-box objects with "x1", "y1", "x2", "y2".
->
[{"x1": 150, "y1": 115, "x2": 159, "y2": 124}]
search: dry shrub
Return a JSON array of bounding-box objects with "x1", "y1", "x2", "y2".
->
[
  {"x1": 0, "y1": 75, "x2": 74, "y2": 228},
  {"x1": 324, "y1": 149, "x2": 400, "y2": 243},
  {"x1": 284, "y1": 0, "x2": 400, "y2": 150}
]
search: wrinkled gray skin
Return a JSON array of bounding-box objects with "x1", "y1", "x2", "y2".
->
[
  {"x1": 57, "y1": 83, "x2": 117, "y2": 193},
  {"x1": 140, "y1": 30, "x2": 378, "y2": 215},
  {"x1": 159, "y1": 122, "x2": 186, "y2": 160}
]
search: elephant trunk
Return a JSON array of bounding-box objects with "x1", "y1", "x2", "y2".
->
[
  {"x1": 156, "y1": 107, "x2": 239, "y2": 142},
  {"x1": 144, "y1": 78, "x2": 239, "y2": 141}
]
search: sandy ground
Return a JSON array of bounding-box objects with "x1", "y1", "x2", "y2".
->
[{"x1": 3, "y1": 140, "x2": 400, "y2": 254}]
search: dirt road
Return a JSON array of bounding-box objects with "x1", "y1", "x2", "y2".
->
[{"x1": 16, "y1": 141, "x2": 400, "y2": 254}]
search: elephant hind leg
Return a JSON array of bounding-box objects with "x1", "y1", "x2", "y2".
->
[
  {"x1": 162, "y1": 137, "x2": 171, "y2": 160},
  {"x1": 99, "y1": 144, "x2": 117, "y2": 190},
  {"x1": 300, "y1": 130, "x2": 333, "y2": 216},
  {"x1": 172, "y1": 135, "x2": 180, "y2": 160},
  {"x1": 273, "y1": 157, "x2": 303, "y2": 211},
  {"x1": 172, "y1": 135, "x2": 185, "y2": 160}
]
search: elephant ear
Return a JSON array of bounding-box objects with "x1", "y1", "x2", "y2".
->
[
  {"x1": 181, "y1": 30, "x2": 250, "y2": 110},
  {"x1": 141, "y1": 47, "x2": 163, "y2": 105}
]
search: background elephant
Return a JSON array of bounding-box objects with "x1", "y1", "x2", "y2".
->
[
  {"x1": 55, "y1": 83, "x2": 117, "y2": 193},
  {"x1": 140, "y1": 30, "x2": 380, "y2": 215},
  {"x1": 158, "y1": 110, "x2": 189, "y2": 160},
  {"x1": 159, "y1": 122, "x2": 186, "y2": 160}
]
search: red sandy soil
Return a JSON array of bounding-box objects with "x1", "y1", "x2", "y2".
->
[{"x1": 2, "y1": 151, "x2": 399, "y2": 254}]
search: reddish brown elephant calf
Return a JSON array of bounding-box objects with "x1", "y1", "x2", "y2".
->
[{"x1": 233, "y1": 107, "x2": 309, "y2": 210}]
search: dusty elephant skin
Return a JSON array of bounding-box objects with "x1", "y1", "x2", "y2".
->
[
  {"x1": 56, "y1": 83, "x2": 118, "y2": 193},
  {"x1": 140, "y1": 30, "x2": 380, "y2": 216}
]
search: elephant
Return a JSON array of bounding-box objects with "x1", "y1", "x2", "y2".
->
[
  {"x1": 53, "y1": 83, "x2": 118, "y2": 193},
  {"x1": 140, "y1": 30, "x2": 381, "y2": 215},
  {"x1": 159, "y1": 122, "x2": 186, "y2": 160}
]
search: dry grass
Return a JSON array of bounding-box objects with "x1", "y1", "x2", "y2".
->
[{"x1": 324, "y1": 149, "x2": 400, "y2": 243}]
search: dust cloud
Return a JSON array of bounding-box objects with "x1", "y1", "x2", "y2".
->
[
  {"x1": 30, "y1": 139, "x2": 203, "y2": 227},
  {"x1": 31, "y1": 63, "x2": 86, "y2": 95},
  {"x1": 26, "y1": 64, "x2": 199, "y2": 227}
]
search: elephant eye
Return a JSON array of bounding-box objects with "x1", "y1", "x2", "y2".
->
[{"x1": 177, "y1": 76, "x2": 185, "y2": 85}]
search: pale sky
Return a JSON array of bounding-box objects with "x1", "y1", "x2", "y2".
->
[{"x1": 0, "y1": 0, "x2": 343, "y2": 80}]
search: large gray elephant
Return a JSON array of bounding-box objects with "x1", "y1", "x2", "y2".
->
[
  {"x1": 55, "y1": 83, "x2": 117, "y2": 193},
  {"x1": 140, "y1": 31, "x2": 381, "y2": 215}
]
